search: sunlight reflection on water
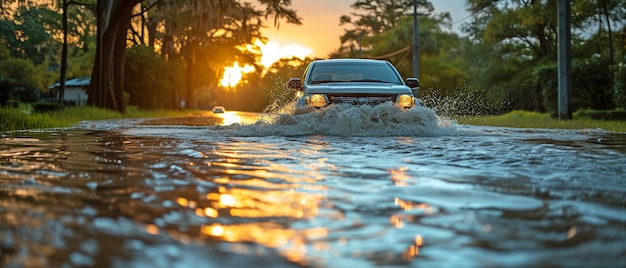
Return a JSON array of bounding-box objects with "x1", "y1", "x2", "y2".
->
[{"x1": 1, "y1": 104, "x2": 625, "y2": 267}]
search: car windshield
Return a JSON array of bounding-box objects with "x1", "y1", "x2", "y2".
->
[{"x1": 309, "y1": 62, "x2": 402, "y2": 85}]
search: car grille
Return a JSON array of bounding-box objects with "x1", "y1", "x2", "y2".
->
[{"x1": 329, "y1": 95, "x2": 394, "y2": 105}]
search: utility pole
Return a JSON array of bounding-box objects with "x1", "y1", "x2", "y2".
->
[
  {"x1": 558, "y1": 0, "x2": 572, "y2": 120},
  {"x1": 412, "y1": 0, "x2": 419, "y2": 78}
]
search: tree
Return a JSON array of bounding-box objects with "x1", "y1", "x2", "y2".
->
[
  {"x1": 151, "y1": 0, "x2": 264, "y2": 109},
  {"x1": 0, "y1": 57, "x2": 48, "y2": 103},
  {"x1": 0, "y1": 0, "x2": 95, "y2": 104},
  {"x1": 333, "y1": 0, "x2": 468, "y2": 93},
  {"x1": 87, "y1": 0, "x2": 302, "y2": 113},
  {"x1": 124, "y1": 46, "x2": 181, "y2": 109},
  {"x1": 87, "y1": 0, "x2": 142, "y2": 114},
  {"x1": 334, "y1": 0, "x2": 429, "y2": 58},
  {"x1": 0, "y1": 2, "x2": 57, "y2": 103},
  {"x1": 365, "y1": 14, "x2": 467, "y2": 90},
  {"x1": 537, "y1": 56, "x2": 615, "y2": 113},
  {"x1": 464, "y1": 0, "x2": 626, "y2": 113},
  {"x1": 0, "y1": 4, "x2": 62, "y2": 65},
  {"x1": 465, "y1": 0, "x2": 561, "y2": 112}
]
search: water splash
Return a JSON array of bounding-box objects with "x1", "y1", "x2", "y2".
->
[
  {"x1": 422, "y1": 86, "x2": 509, "y2": 117},
  {"x1": 218, "y1": 103, "x2": 457, "y2": 137}
]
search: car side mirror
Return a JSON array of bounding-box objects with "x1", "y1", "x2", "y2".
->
[
  {"x1": 405, "y1": 78, "x2": 420, "y2": 96},
  {"x1": 406, "y1": 78, "x2": 420, "y2": 88},
  {"x1": 288, "y1": 78, "x2": 302, "y2": 90}
]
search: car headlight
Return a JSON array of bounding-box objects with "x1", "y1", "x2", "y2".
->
[
  {"x1": 307, "y1": 94, "x2": 328, "y2": 108},
  {"x1": 396, "y1": 94, "x2": 414, "y2": 108}
]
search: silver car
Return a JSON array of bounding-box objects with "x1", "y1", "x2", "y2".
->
[{"x1": 288, "y1": 58, "x2": 420, "y2": 108}]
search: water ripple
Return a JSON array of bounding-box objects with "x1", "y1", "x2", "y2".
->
[{"x1": 1, "y1": 113, "x2": 625, "y2": 267}]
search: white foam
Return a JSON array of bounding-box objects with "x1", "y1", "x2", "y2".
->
[{"x1": 217, "y1": 103, "x2": 458, "y2": 137}]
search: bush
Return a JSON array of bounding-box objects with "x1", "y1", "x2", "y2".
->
[
  {"x1": 537, "y1": 56, "x2": 615, "y2": 116},
  {"x1": 32, "y1": 102, "x2": 65, "y2": 113},
  {"x1": 615, "y1": 64, "x2": 626, "y2": 109},
  {"x1": 124, "y1": 47, "x2": 182, "y2": 110},
  {"x1": 4, "y1": 100, "x2": 18, "y2": 108},
  {"x1": 575, "y1": 109, "x2": 626, "y2": 121}
]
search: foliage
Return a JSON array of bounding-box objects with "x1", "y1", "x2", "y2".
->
[
  {"x1": 0, "y1": 57, "x2": 49, "y2": 103},
  {"x1": 3, "y1": 0, "x2": 626, "y2": 119},
  {"x1": 66, "y1": 48, "x2": 95, "y2": 79},
  {"x1": 334, "y1": 0, "x2": 430, "y2": 57},
  {"x1": 616, "y1": 64, "x2": 626, "y2": 108},
  {"x1": 85, "y1": 0, "x2": 303, "y2": 113},
  {"x1": 461, "y1": 0, "x2": 626, "y2": 114},
  {"x1": 0, "y1": 79, "x2": 13, "y2": 106},
  {"x1": 32, "y1": 102, "x2": 66, "y2": 113},
  {"x1": 333, "y1": 0, "x2": 468, "y2": 99},
  {"x1": 0, "y1": 5, "x2": 62, "y2": 65},
  {"x1": 258, "y1": 0, "x2": 302, "y2": 28},
  {"x1": 0, "y1": 1, "x2": 93, "y2": 104},
  {"x1": 537, "y1": 56, "x2": 615, "y2": 116},
  {"x1": 64, "y1": 2, "x2": 97, "y2": 79},
  {"x1": 0, "y1": 58, "x2": 48, "y2": 90},
  {"x1": 0, "y1": 0, "x2": 306, "y2": 113},
  {"x1": 463, "y1": 0, "x2": 562, "y2": 112},
  {"x1": 124, "y1": 46, "x2": 182, "y2": 110},
  {"x1": 576, "y1": 108, "x2": 626, "y2": 121},
  {"x1": 0, "y1": 42, "x2": 10, "y2": 61}
]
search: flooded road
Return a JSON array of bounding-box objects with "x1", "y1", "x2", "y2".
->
[{"x1": 1, "y1": 104, "x2": 625, "y2": 267}]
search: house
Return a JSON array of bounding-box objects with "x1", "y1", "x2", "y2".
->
[{"x1": 48, "y1": 77, "x2": 90, "y2": 105}]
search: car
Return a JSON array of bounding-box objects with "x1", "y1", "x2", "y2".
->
[
  {"x1": 212, "y1": 105, "x2": 226, "y2": 113},
  {"x1": 287, "y1": 58, "x2": 420, "y2": 109}
]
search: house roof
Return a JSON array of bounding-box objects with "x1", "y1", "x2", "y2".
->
[{"x1": 49, "y1": 77, "x2": 91, "y2": 89}]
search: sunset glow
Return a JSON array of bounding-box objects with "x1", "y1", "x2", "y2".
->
[
  {"x1": 256, "y1": 40, "x2": 312, "y2": 68},
  {"x1": 219, "y1": 40, "x2": 312, "y2": 88}
]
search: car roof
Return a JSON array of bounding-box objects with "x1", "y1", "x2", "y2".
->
[{"x1": 312, "y1": 58, "x2": 390, "y2": 65}]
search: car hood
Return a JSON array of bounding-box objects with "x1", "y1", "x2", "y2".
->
[{"x1": 305, "y1": 83, "x2": 412, "y2": 94}]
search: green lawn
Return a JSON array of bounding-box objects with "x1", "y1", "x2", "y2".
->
[
  {"x1": 1, "y1": 105, "x2": 195, "y2": 132},
  {"x1": 2, "y1": 106, "x2": 625, "y2": 133},
  {"x1": 453, "y1": 110, "x2": 626, "y2": 133}
]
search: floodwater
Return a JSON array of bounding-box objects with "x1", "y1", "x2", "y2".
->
[{"x1": 1, "y1": 103, "x2": 625, "y2": 267}]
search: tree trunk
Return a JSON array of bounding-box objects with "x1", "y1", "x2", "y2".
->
[
  {"x1": 87, "y1": 0, "x2": 141, "y2": 114},
  {"x1": 185, "y1": 46, "x2": 196, "y2": 110}
]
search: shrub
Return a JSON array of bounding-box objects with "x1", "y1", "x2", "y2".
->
[
  {"x1": 575, "y1": 109, "x2": 626, "y2": 121},
  {"x1": 615, "y1": 64, "x2": 626, "y2": 109},
  {"x1": 32, "y1": 102, "x2": 65, "y2": 113},
  {"x1": 537, "y1": 56, "x2": 615, "y2": 117}
]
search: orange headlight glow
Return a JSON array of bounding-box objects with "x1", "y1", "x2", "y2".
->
[{"x1": 308, "y1": 94, "x2": 327, "y2": 108}]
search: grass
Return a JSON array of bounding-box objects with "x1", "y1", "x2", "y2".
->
[
  {"x1": 1, "y1": 108, "x2": 58, "y2": 131},
  {"x1": 2, "y1": 105, "x2": 625, "y2": 133},
  {"x1": 1, "y1": 105, "x2": 195, "y2": 132},
  {"x1": 453, "y1": 110, "x2": 626, "y2": 133}
]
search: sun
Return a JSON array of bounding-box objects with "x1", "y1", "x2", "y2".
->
[
  {"x1": 219, "y1": 62, "x2": 255, "y2": 88},
  {"x1": 219, "y1": 40, "x2": 312, "y2": 88}
]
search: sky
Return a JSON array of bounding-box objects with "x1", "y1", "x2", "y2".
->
[{"x1": 260, "y1": 0, "x2": 470, "y2": 58}]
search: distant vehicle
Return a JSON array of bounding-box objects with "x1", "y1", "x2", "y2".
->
[
  {"x1": 287, "y1": 58, "x2": 420, "y2": 109},
  {"x1": 212, "y1": 106, "x2": 226, "y2": 113}
]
